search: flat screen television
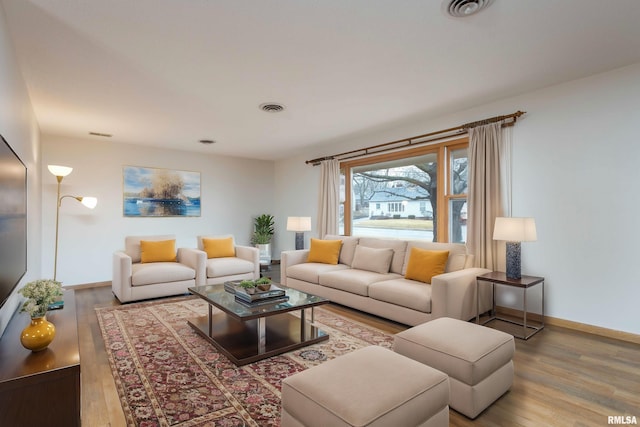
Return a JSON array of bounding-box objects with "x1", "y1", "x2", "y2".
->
[{"x1": 0, "y1": 134, "x2": 27, "y2": 309}]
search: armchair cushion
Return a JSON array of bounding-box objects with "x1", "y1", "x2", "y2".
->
[
  {"x1": 140, "y1": 239, "x2": 177, "y2": 263},
  {"x1": 131, "y1": 262, "x2": 196, "y2": 286},
  {"x1": 125, "y1": 234, "x2": 176, "y2": 263},
  {"x1": 202, "y1": 237, "x2": 235, "y2": 258},
  {"x1": 206, "y1": 257, "x2": 255, "y2": 278}
]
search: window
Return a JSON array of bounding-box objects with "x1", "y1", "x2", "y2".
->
[{"x1": 341, "y1": 138, "x2": 468, "y2": 242}]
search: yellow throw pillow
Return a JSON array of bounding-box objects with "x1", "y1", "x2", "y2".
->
[
  {"x1": 140, "y1": 239, "x2": 177, "y2": 263},
  {"x1": 307, "y1": 238, "x2": 343, "y2": 265},
  {"x1": 404, "y1": 248, "x2": 449, "y2": 284},
  {"x1": 202, "y1": 237, "x2": 235, "y2": 258}
]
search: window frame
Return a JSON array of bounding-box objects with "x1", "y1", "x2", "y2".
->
[{"x1": 341, "y1": 137, "x2": 468, "y2": 242}]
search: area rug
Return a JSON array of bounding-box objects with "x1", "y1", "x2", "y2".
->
[{"x1": 96, "y1": 297, "x2": 394, "y2": 426}]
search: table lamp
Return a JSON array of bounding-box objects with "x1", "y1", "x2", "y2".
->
[
  {"x1": 493, "y1": 217, "x2": 537, "y2": 279},
  {"x1": 287, "y1": 216, "x2": 311, "y2": 250}
]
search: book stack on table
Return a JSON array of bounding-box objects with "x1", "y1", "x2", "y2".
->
[{"x1": 224, "y1": 281, "x2": 290, "y2": 306}]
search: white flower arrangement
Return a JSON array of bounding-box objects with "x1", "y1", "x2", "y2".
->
[{"x1": 18, "y1": 279, "x2": 63, "y2": 318}]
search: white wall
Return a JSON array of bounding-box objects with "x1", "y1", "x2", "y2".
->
[
  {"x1": 41, "y1": 136, "x2": 275, "y2": 286},
  {"x1": 274, "y1": 62, "x2": 640, "y2": 335},
  {"x1": 0, "y1": 6, "x2": 41, "y2": 337}
]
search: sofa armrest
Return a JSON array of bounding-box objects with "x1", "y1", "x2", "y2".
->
[
  {"x1": 235, "y1": 245, "x2": 260, "y2": 279},
  {"x1": 178, "y1": 247, "x2": 207, "y2": 286},
  {"x1": 112, "y1": 251, "x2": 133, "y2": 302},
  {"x1": 280, "y1": 250, "x2": 310, "y2": 286},
  {"x1": 430, "y1": 267, "x2": 492, "y2": 321}
]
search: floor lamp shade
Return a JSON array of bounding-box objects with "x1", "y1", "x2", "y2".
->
[
  {"x1": 493, "y1": 217, "x2": 537, "y2": 279},
  {"x1": 287, "y1": 217, "x2": 311, "y2": 250}
]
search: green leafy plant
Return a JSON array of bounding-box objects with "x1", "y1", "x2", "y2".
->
[
  {"x1": 239, "y1": 280, "x2": 256, "y2": 289},
  {"x1": 256, "y1": 277, "x2": 271, "y2": 285},
  {"x1": 251, "y1": 214, "x2": 275, "y2": 245},
  {"x1": 18, "y1": 279, "x2": 63, "y2": 318}
]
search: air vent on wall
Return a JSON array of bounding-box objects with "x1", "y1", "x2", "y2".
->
[
  {"x1": 444, "y1": 0, "x2": 493, "y2": 17},
  {"x1": 259, "y1": 103, "x2": 285, "y2": 113}
]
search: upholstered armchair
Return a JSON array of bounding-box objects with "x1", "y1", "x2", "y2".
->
[
  {"x1": 195, "y1": 235, "x2": 259, "y2": 285},
  {"x1": 112, "y1": 234, "x2": 205, "y2": 303}
]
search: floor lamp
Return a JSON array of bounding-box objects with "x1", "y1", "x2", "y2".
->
[
  {"x1": 286, "y1": 217, "x2": 311, "y2": 250},
  {"x1": 49, "y1": 165, "x2": 97, "y2": 281}
]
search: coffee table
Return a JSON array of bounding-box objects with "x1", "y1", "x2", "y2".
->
[{"x1": 187, "y1": 283, "x2": 330, "y2": 366}]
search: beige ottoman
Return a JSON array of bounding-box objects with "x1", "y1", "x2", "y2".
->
[
  {"x1": 393, "y1": 317, "x2": 515, "y2": 419},
  {"x1": 281, "y1": 346, "x2": 450, "y2": 427}
]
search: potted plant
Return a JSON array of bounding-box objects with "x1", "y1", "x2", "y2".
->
[
  {"x1": 251, "y1": 214, "x2": 275, "y2": 266},
  {"x1": 256, "y1": 276, "x2": 272, "y2": 291},
  {"x1": 18, "y1": 279, "x2": 63, "y2": 351},
  {"x1": 239, "y1": 279, "x2": 257, "y2": 294}
]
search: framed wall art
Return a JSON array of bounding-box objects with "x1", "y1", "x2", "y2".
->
[{"x1": 123, "y1": 166, "x2": 201, "y2": 217}]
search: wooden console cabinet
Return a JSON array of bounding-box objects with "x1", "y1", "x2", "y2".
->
[{"x1": 0, "y1": 290, "x2": 80, "y2": 426}]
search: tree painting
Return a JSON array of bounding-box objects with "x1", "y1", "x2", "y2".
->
[{"x1": 123, "y1": 166, "x2": 201, "y2": 217}]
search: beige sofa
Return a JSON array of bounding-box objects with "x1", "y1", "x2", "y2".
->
[{"x1": 281, "y1": 235, "x2": 492, "y2": 326}]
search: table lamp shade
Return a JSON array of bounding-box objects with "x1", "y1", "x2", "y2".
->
[{"x1": 287, "y1": 217, "x2": 311, "y2": 232}]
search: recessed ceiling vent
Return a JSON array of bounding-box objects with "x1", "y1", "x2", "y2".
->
[
  {"x1": 199, "y1": 139, "x2": 216, "y2": 145},
  {"x1": 259, "y1": 103, "x2": 285, "y2": 113},
  {"x1": 444, "y1": 0, "x2": 493, "y2": 17}
]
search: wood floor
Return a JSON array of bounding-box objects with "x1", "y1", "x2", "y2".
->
[{"x1": 75, "y1": 285, "x2": 639, "y2": 427}]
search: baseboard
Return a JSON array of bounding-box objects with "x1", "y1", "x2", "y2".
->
[
  {"x1": 63, "y1": 281, "x2": 111, "y2": 290},
  {"x1": 496, "y1": 306, "x2": 640, "y2": 345}
]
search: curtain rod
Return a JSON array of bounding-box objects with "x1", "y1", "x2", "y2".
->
[{"x1": 306, "y1": 110, "x2": 526, "y2": 166}]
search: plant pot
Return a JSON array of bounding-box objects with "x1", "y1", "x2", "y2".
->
[
  {"x1": 257, "y1": 284, "x2": 271, "y2": 291},
  {"x1": 244, "y1": 287, "x2": 256, "y2": 295},
  {"x1": 257, "y1": 243, "x2": 272, "y2": 266},
  {"x1": 20, "y1": 315, "x2": 56, "y2": 352}
]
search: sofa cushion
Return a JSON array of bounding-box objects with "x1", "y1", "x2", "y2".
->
[
  {"x1": 131, "y1": 262, "x2": 195, "y2": 286},
  {"x1": 126, "y1": 234, "x2": 176, "y2": 263},
  {"x1": 202, "y1": 237, "x2": 235, "y2": 258},
  {"x1": 287, "y1": 263, "x2": 350, "y2": 284},
  {"x1": 369, "y1": 278, "x2": 432, "y2": 313},
  {"x1": 140, "y1": 239, "x2": 177, "y2": 263},
  {"x1": 358, "y1": 237, "x2": 408, "y2": 274},
  {"x1": 319, "y1": 269, "x2": 401, "y2": 297},
  {"x1": 405, "y1": 248, "x2": 449, "y2": 284},
  {"x1": 324, "y1": 234, "x2": 359, "y2": 266},
  {"x1": 307, "y1": 238, "x2": 343, "y2": 264},
  {"x1": 403, "y1": 240, "x2": 468, "y2": 274},
  {"x1": 206, "y1": 257, "x2": 255, "y2": 278},
  {"x1": 351, "y1": 245, "x2": 394, "y2": 274}
]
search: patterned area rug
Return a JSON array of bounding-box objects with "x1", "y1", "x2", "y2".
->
[{"x1": 96, "y1": 297, "x2": 394, "y2": 426}]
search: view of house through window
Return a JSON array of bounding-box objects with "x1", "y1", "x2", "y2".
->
[{"x1": 339, "y1": 139, "x2": 468, "y2": 242}]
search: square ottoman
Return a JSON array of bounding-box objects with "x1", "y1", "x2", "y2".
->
[
  {"x1": 393, "y1": 317, "x2": 515, "y2": 419},
  {"x1": 281, "y1": 346, "x2": 450, "y2": 427}
]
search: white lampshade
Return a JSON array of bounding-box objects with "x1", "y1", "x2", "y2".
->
[
  {"x1": 80, "y1": 197, "x2": 98, "y2": 209},
  {"x1": 287, "y1": 216, "x2": 311, "y2": 232},
  {"x1": 48, "y1": 164, "x2": 73, "y2": 177},
  {"x1": 493, "y1": 217, "x2": 537, "y2": 242}
]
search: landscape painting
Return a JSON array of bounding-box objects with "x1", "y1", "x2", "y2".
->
[{"x1": 123, "y1": 166, "x2": 201, "y2": 217}]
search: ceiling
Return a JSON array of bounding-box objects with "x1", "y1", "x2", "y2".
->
[{"x1": 3, "y1": 0, "x2": 640, "y2": 160}]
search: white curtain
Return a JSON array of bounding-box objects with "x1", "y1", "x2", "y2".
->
[
  {"x1": 317, "y1": 159, "x2": 340, "y2": 238},
  {"x1": 467, "y1": 122, "x2": 510, "y2": 270}
]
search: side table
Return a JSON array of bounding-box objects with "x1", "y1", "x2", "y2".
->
[{"x1": 476, "y1": 271, "x2": 544, "y2": 340}]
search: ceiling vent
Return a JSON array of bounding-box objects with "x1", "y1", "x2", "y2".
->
[
  {"x1": 259, "y1": 103, "x2": 285, "y2": 113},
  {"x1": 444, "y1": 0, "x2": 493, "y2": 17},
  {"x1": 199, "y1": 139, "x2": 216, "y2": 145}
]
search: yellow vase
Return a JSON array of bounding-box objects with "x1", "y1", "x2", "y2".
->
[{"x1": 20, "y1": 315, "x2": 56, "y2": 352}]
